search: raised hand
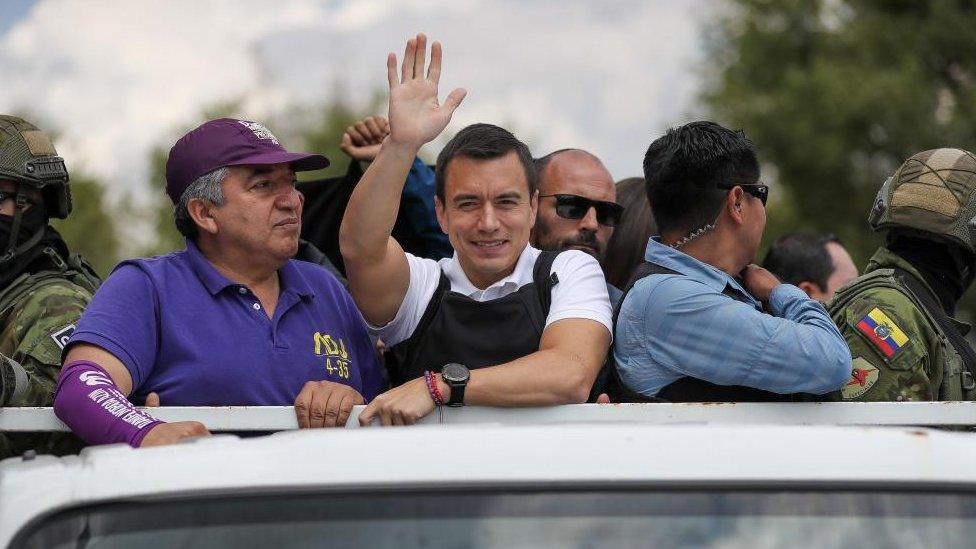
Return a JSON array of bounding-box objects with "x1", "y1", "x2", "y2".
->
[
  {"x1": 740, "y1": 264, "x2": 781, "y2": 304},
  {"x1": 386, "y1": 33, "x2": 467, "y2": 148},
  {"x1": 340, "y1": 116, "x2": 391, "y2": 161}
]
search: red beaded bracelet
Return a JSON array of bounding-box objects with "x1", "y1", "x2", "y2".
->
[{"x1": 424, "y1": 371, "x2": 444, "y2": 406}]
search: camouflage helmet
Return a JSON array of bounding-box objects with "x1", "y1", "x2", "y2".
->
[
  {"x1": 0, "y1": 115, "x2": 71, "y2": 219},
  {"x1": 869, "y1": 148, "x2": 976, "y2": 254}
]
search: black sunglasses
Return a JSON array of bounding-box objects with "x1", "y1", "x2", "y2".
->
[
  {"x1": 540, "y1": 194, "x2": 624, "y2": 227},
  {"x1": 717, "y1": 182, "x2": 769, "y2": 206}
]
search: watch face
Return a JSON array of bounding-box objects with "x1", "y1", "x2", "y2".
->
[{"x1": 442, "y1": 363, "x2": 469, "y2": 383}]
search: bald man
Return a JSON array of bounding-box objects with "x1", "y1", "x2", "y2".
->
[{"x1": 531, "y1": 149, "x2": 622, "y2": 265}]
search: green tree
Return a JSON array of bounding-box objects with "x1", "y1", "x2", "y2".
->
[
  {"x1": 142, "y1": 145, "x2": 184, "y2": 256},
  {"x1": 294, "y1": 91, "x2": 385, "y2": 181},
  {"x1": 702, "y1": 0, "x2": 976, "y2": 266},
  {"x1": 50, "y1": 173, "x2": 121, "y2": 277}
]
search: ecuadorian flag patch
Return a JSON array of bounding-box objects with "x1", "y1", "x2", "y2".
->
[{"x1": 856, "y1": 308, "x2": 909, "y2": 359}]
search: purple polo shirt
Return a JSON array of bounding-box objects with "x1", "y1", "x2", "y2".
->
[{"x1": 67, "y1": 240, "x2": 385, "y2": 405}]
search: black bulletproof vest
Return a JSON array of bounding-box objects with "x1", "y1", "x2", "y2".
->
[
  {"x1": 388, "y1": 251, "x2": 560, "y2": 386},
  {"x1": 604, "y1": 261, "x2": 797, "y2": 403}
]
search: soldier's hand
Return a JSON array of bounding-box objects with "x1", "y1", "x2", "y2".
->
[
  {"x1": 340, "y1": 116, "x2": 390, "y2": 161},
  {"x1": 294, "y1": 380, "x2": 365, "y2": 428},
  {"x1": 139, "y1": 421, "x2": 211, "y2": 447},
  {"x1": 741, "y1": 264, "x2": 780, "y2": 303}
]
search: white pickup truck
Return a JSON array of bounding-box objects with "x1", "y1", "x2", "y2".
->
[{"x1": 2, "y1": 403, "x2": 976, "y2": 548}]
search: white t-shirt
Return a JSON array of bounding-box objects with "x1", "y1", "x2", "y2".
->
[{"x1": 374, "y1": 245, "x2": 613, "y2": 347}]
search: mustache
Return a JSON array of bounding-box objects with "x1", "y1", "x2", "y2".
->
[{"x1": 564, "y1": 231, "x2": 599, "y2": 249}]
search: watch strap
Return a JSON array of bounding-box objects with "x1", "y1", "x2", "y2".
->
[{"x1": 447, "y1": 378, "x2": 466, "y2": 407}]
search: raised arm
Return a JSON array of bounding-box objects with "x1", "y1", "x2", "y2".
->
[{"x1": 339, "y1": 33, "x2": 466, "y2": 325}]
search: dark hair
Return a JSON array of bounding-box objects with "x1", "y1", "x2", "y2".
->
[
  {"x1": 601, "y1": 177, "x2": 658, "y2": 289},
  {"x1": 435, "y1": 123, "x2": 536, "y2": 202},
  {"x1": 643, "y1": 121, "x2": 759, "y2": 235},
  {"x1": 762, "y1": 233, "x2": 841, "y2": 291}
]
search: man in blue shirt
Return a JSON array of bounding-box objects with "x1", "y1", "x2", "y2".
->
[
  {"x1": 54, "y1": 118, "x2": 385, "y2": 448},
  {"x1": 614, "y1": 121, "x2": 851, "y2": 401}
]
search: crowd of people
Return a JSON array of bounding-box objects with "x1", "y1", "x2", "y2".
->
[{"x1": 2, "y1": 34, "x2": 975, "y2": 457}]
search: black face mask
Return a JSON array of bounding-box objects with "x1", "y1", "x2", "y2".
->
[
  {"x1": 0, "y1": 204, "x2": 68, "y2": 288},
  {"x1": 887, "y1": 232, "x2": 976, "y2": 316},
  {"x1": 0, "y1": 205, "x2": 48, "y2": 254}
]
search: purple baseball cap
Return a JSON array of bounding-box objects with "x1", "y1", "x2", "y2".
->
[{"x1": 164, "y1": 118, "x2": 329, "y2": 203}]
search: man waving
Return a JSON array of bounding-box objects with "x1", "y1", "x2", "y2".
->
[{"x1": 341, "y1": 34, "x2": 612, "y2": 425}]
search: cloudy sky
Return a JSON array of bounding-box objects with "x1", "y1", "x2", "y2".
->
[{"x1": 0, "y1": 0, "x2": 707, "y2": 241}]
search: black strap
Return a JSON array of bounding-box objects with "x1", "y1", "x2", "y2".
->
[
  {"x1": 398, "y1": 271, "x2": 451, "y2": 373},
  {"x1": 589, "y1": 261, "x2": 677, "y2": 403},
  {"x1": 892, "y1": 267, "x2": 976, "y2": 392},
  {"x1": 532, "y1": 250, "x2": 561, "y2": 317},
  {"x1": 392, "y1": 250, "x2": 563, "y2": 385}
]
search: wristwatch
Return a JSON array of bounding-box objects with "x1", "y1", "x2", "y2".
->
[{"x1": 441, "y1": 363, "x2": 470, "y2": 407}]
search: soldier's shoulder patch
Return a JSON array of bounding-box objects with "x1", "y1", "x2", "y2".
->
[
  {"x1": 49, "y1": 324, "x2": 75, "y2": 350},
  {"x1": 841, "y1": 357, "x2": 880, "y2": 400},
  {"x1": 855, "y1": 307, "x2": 910, "y2": 360}
]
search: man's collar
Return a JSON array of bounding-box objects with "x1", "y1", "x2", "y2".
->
[
  {"x1": 186, "y1": 239, "x2": 236, "y2": 295},
  {"x1": 279, "y1": 260, "x2": 315, "y2": 299},
  {"x1": 644, "y1": 237, "x2": 756, "y2": 301},
  {"x1": 186, "y1": 239, "x2": 314, "y2": 299},
  {"x1": 445, "y1": 243, "x2": 536, "y2": 297}
]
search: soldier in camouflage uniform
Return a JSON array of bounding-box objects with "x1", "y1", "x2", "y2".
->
[
  {"x1": 0, "y1": 115, "x2": 100, "y2": 458},
  {"x1": 828, "y1": 148, "x2": 976, "y2": 402}
]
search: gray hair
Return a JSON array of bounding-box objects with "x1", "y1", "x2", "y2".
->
[{"x1": 173, "y1": 167, "x2": 228, "y2": 239}]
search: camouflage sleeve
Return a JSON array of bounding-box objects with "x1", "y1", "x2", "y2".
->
[
  {"x1": 0, "y1": 280, "x2": 91, "y2": 407},
  {"x1": 832, "y1": 287, "x2": 937, "y2": 401}
]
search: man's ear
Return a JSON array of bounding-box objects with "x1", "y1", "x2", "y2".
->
[
  {"x1": 796, "y1": 280, "x2": 826, "y2": 301},
  {"x1": 434, "y1": 195, "x2": 448, "y2": 235},
  {"x1": 727, "y1": 187, "x2": 745, "y2": 225},
  {"x1": 187, "y1": 198, "x2": 219, "y2": 236},
  {"x1": 796, "y1": 280, "x2": 817, "y2": 299}
]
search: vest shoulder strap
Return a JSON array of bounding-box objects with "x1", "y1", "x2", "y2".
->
[
  {"x1": 891, "y1": 267, "x2": 976, "y2": 391},
  {"x1": 399, "y1": 270, "x2": 451, "y2": 368},
  {"x1": 532, "y1": 250, "x2": 561, "y2": 317},
  {"x1": 63, "y1": 253, "x2": 101, "y2": 294}
]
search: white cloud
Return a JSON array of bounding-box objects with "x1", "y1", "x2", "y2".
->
[{"x1": 0, "y1": 0, "x2": 704, "y2": 245}]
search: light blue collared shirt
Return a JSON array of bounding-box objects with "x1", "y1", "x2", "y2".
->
[{"x1": 614, "y1": 238, "x2": 851, "y2": 397}]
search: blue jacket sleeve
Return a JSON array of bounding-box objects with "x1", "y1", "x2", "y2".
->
[
  {"x1": 401, "y1": 157, "x2": 452, "y2": 260},
  {"x1": 636, "y1": 278, "x2": 851, "y2": 394}
]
